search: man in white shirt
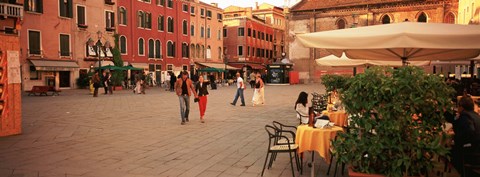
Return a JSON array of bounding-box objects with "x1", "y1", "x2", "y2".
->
[{"x1": 230, "y1": 73, "x2": 246, "y2": 106}]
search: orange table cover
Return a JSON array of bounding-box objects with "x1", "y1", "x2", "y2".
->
[
  {"x1": 322, "y1": 111, "x2": 348, "y2": 127},
  {"x1": 295, "y1": 125, "x2": 343, "y2": 162}
]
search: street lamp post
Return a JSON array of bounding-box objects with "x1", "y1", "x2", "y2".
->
[{"x1": 96, "y1": 31, "x2": 103, "y2": 77}]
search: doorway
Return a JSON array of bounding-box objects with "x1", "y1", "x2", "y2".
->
[{"x1": 59, "y1": 71, "x2": 70, "y2": 88}]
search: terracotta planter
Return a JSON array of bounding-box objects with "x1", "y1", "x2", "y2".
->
[{"x1": 348, "y1": 167, "x2": 385, "y2": 177}]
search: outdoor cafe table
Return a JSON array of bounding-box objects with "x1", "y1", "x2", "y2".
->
[
  {"x1": 295, "y1": 125, "x2": 344, "y2": 177},
  {"x1": 322, "y1": 111, "x2": 348, "y2": 127}
]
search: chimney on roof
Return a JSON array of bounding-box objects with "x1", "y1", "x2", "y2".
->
[
  {"x1": 211, "y1": 3, "x2": 218, "y2": 7},
  {"x1": 255, "y1": 2, "x2": 259, "y2": 9}
]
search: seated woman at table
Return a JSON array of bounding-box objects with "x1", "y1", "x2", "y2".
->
[
  {"x1": 444, "y1": 96, "x2": 480, "y2": 176},
  {"x1": 295, "y1": 92, "x2": 309, "y2": 124}
]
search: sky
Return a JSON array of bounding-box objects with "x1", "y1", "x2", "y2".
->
[{"x1": 200, "y1": 0, "x2": 300, "y2": 9}]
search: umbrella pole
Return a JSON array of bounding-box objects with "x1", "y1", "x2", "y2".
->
[{"x1": 401, "y1": 57, "x2": 407, "y2": 66}]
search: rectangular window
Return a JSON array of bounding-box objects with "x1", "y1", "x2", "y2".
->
[
  {"x1": 223, "y1": 28, "x2": 227, "y2": 37},
  {"x1": 25, "y1": 0, "x2": 43, "y2": 13},
  {"x1": 59, "y1": 0, "x2": 73, "y2": 18},
  {"x1": 28, "y1": 30, "x2": 41, "y2": 55},
  {"x1": 217, "y1": 13, "x2": 222, "y2": 21},
  {"x1": 159, "y1": 16, "x2": 164, "y2": 31},
  {"x1": 157, "y1": 0, "x2": 165, "y2": 6},
  {"x1": 59, "y1": 34, "x2": 70, "y2": 57},
  {"x1": 167, "y1": 64, "x2": 173, "y2": 71},
  {"x1": 247, "y1": 46, "x2": 250, "y2": 56},
  {"x1": 200, "y1": 27, "x2": 204, "y2": 38},
  {"x1": 77, "y1": 5, "x2": 86, "y2": 26},
  {"x1": 145, "y1": 13, "x2": 152, "y2": 29},
  {"x1": 182, "y1": 4, "x2": 188, "y2": 12},
  {"x1": 149, "y1": 64, "x2": 155, "y2": 72},
  {"x1": 207, "y1": 27, "x2": 210, "y2": 38},
  {"x1": 200, "y1": 9, "x2": 205, "y2": 17},
  {"x1": 238, "y1": 46, "x2": 243, "y2": 56},
  {"x1": 217, "y1": 29, "x2": 221, "y2": 40},
  {"x1": 253, "y1": 30, "x2": 256, "y2": 38},
  {"x1": 105, "y1": 11, "x2": 115, "y2": 31},
  {"x1": 247, "y1": 28, "x2": 251, "y2": 37},
  {"x1": 190, "y1": 6, "x2": 195, "y2": 15},
  {"x1": 238, "y1": 27, "x2": 244, "y2": 36},
  {"x1": 206, "y1": 10, "x2": 212, "y2": 18},
  {"x1": 167, "y1": 0, "x2": 173, "y2": 8},
  {"x1": 252, "y1": 47, "x2": 255, "y2": 57}
]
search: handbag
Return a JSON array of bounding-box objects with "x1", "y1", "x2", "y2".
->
[{"x1": 194, "y1": 98, "x2": 200, "y2": 103}]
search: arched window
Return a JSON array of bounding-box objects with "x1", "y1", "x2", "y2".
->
[
  {"x1": 206, "y1": 45, "x2": 211, "y2": 59},
  {"x1": 155, "y1": 40, "x2": 161, "y2": 58},
  {"x1": 167, "y1": 41, "x2": 175, "y2": 57},
  {"x1": 120, "y1": 36, "x2": 127, "y2": 54},
  {"x1": 218, "y1": 47, "x2": 222, "y2": 59},
  {"x1": 417, "y1": 12, "x2": 427, "y2": 23},
  {"x1": 145, "y1": 12, "x2": 152, "y2": 29},
  {"x1": 190, "y1": 44, "x2": 195, "y2": 58},
  {"x1": 207, "y1": 25, "x2": 211, "y2": 38},
  {"x1": 182, "y1": 43, "x2": 189, "y2": 58},
  {"x1": 167, "y1": 17, "x2": 174, "y2": 33},
  {"x1": 444, "y1": 12, "x2": 455, "y2": 24},
  {"x1": 137, "y1": 11, "x2": 145, "y2": 28},
  {"x1": 336, "y1": 19, "x2": 346, "y2": 29},
  {"x1": 201, "y1": 45, "x2": 205, "y2": 59},
  {"x1": 148, "y1": 39, "x2": 154, "y2": 58},
  {"x1": 200, "y1": 25, "x2": 205, "y2": 38},
  {"x1": 119, "y1": 7, "x2": 127, "y2": 25},
  {"x1": 138, "y1": 38, "x2": 144, "y2": 56},
  {"x1": 182, "y1": 20, "x2": 188, "y2": 35},
  {"x1": 158, "y1": 15, "x2": 164, "y2": 31},
  {"x1": 381, "y1": 15, "x2": 391, "y2": 24},
  {"x1": 190, "y1": 23, "x2": 195, "y2": 36},
  {"x1": 196, "y1": 44, "x2": 200, "y2": 58}
]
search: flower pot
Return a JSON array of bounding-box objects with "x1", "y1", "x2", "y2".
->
[
  {"x1": 348, "y1": 167, "x2": 385, "y2": 177},
  {"x1": 114, "y1": 86, "x2": 122, "y2": 91}
]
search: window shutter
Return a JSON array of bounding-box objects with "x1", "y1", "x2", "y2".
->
[{"x1": 110, "y1": 12, "x2": 115, "y2": 28}]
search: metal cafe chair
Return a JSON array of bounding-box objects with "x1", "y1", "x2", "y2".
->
[{"x1": 262, "y1": 125, "x2": 301, "y2": 177}]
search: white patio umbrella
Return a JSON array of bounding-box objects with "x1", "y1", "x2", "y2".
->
[
  {"x1": 316, "y1": 53, "x2": 431, "y2": 67},
  {"x1": 297, "y1": 22, "x2": 480, "y2": 65}
]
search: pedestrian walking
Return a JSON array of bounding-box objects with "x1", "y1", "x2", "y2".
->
[
  {"x1": 195, "y1": 76, "x2": 209, "y2": 123},
  {"x1": 107, "y1": 73, "x2": 113, "y2": 94},
  {"x1": 249, "y1": 72, "x2": 256, "y2": 88},
  {"x1": 165, "y1": 72, "x2": 171, "y2": 91},
  {"x1": 252, "y1": 74, "x2": 265, "y2": 106},
  {"x1": 230, "y1": 73, "x2": 246, "y2": 106},
  {"x1": 175, "y1": 71, "x2": 198, "y2": 125},
  {"x1": 134, "y1": 72, "x2": 142, "y2": 94},
  {"x1": 92, "y1": 71, "x2": 101, "y2": 97},
  {"x1": 140, "y1": 72, "x2": 146, "y2": 94},
  {"x1": 103, "y1": 72, "x2": 108, "y2": 94}
]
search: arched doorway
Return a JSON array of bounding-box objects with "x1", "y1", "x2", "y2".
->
[
  {"x1": 444, "y1": 12, "x2": 455, "y2": 24},
  {"x1": 417, "y1": 12, "x2": 427, "y2": 23},
  {"x1": 336, "y1": 19, "x2": 346, "y2": 29},
  {"x1": 381, "y1": 15, "x2": 391, "y2": 24}
]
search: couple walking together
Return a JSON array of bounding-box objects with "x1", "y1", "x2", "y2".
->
[
  {"x1": 230, "y1": 73, "x2": 265, "y2": 106},
  {"x1": 175, "y1": 71, "x2": 209, "y2": 125}
]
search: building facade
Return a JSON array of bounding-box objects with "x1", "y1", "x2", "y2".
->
[
  {"x1": 287, "y1": 0, "x2": 458, "y2": 83},
  {"x1": 458, "y1": 0, "x2": 479, "y2": 24},
  {"x1": 189, "y1": 1, "x2": 224, "y2": 72},
  {"x1": 118, "y1": 0, "x2": 191, "y2": 84},
  {"x1": 0, "y1": 0, "x2": 23, "y2": 136},
  {"x1": 223, "y1": 4, "x2": 285, "y2": 73},
  {"x1": 20, "y1": 0, "x2": 81, "y2": 90}
]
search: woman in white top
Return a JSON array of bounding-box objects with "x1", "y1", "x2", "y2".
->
[{"x1": 295, "y1": 92, "x2": 309, "y2": 124}]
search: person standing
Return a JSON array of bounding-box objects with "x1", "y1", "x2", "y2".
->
[
  {"x1": 170, "y1": 72, "x2": 176, "y2": 92},
  {"x1": 175, "y1": 71, "x2": 198, "y2": 125},
  {"x1": 195, "y1": 76, "x2": 209, "y2": 123},
  {"x1": 103, "y1": 72, "x2": 108, "y2": 94},
  {"x1": 135, "y1": 72, "x2": 142, "y2": 94},
  {"x1": 165, "y1": 72, "x2": 171, "y2": 91},
  {"x1": 252, "y1": 74, "x2": 265, "y2": 106},
  {"x1": 140, "y1": 72, "x2": 146, "y2": 94},
  {"x1": 249, "y1": 72, "x2": 256, "y2": 88},
  {"x1": 107, "y1": 73, "x2": 113, "y2": 94},
  {"x1": 209, "y1": 73, "x2": 217, "y2": 90},
  {"x1": 92, "y1": 71, "x2": 101, "y2": 97},
  {"x1": 230, "y1": 73, "x2": 246, "y2": 106}
]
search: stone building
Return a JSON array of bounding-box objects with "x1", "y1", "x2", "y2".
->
[
  {"x1": 458, "y1": 0, "x2": 479, "y2": 24},
  {"x1": 287, "y1": 0, "x2": 458, "y2": 83}
]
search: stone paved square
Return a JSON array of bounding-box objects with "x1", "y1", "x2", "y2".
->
[{"x1": 1, "y1": 84, "x2": 353, "y2": 177}]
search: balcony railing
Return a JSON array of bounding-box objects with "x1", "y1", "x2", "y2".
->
[{"x1": 0, "y1": 3, "x2": 23, "y2": 19}]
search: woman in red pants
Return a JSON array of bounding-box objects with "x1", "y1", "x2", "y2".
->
[{"x1": 195, "y1": 76, "x2": 209, "y2": 123}]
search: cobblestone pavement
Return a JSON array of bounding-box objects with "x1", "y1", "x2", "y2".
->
[{"x1": 1, "y1": 84, "x2": 349, "y2": 177}]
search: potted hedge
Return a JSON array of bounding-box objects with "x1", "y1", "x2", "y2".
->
[
  {"x1": 332, "y1": 66, "x2": 453, "y2": 177},
  {"x1": 112, "y1": 33, "x2": 125, "y2": 90}
]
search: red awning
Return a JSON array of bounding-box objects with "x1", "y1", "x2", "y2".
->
[{"x1": 229, "y1": 63, "x2": 265, "y2": 70}]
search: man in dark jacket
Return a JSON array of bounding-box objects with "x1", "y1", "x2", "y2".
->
[
  {"x1": 445, "y1": 96, "x2": 480, "y2": 176},
  {"x1": 170, "y1": 72, "x2": 176, "y2": 92}
]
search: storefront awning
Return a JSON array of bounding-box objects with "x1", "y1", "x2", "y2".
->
[
  {"x1": 29, "y1": 59, "x2": 79, "y2": 71},
  {"x1": 196, "y1": 62, "x2": 240, "y2": 70},
  {"x1": 130, "y1": 63, "x2": 148, "y2": 69},
  {"x1": 228, "y1": 63, "x2": 265, "y2": 70}
]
